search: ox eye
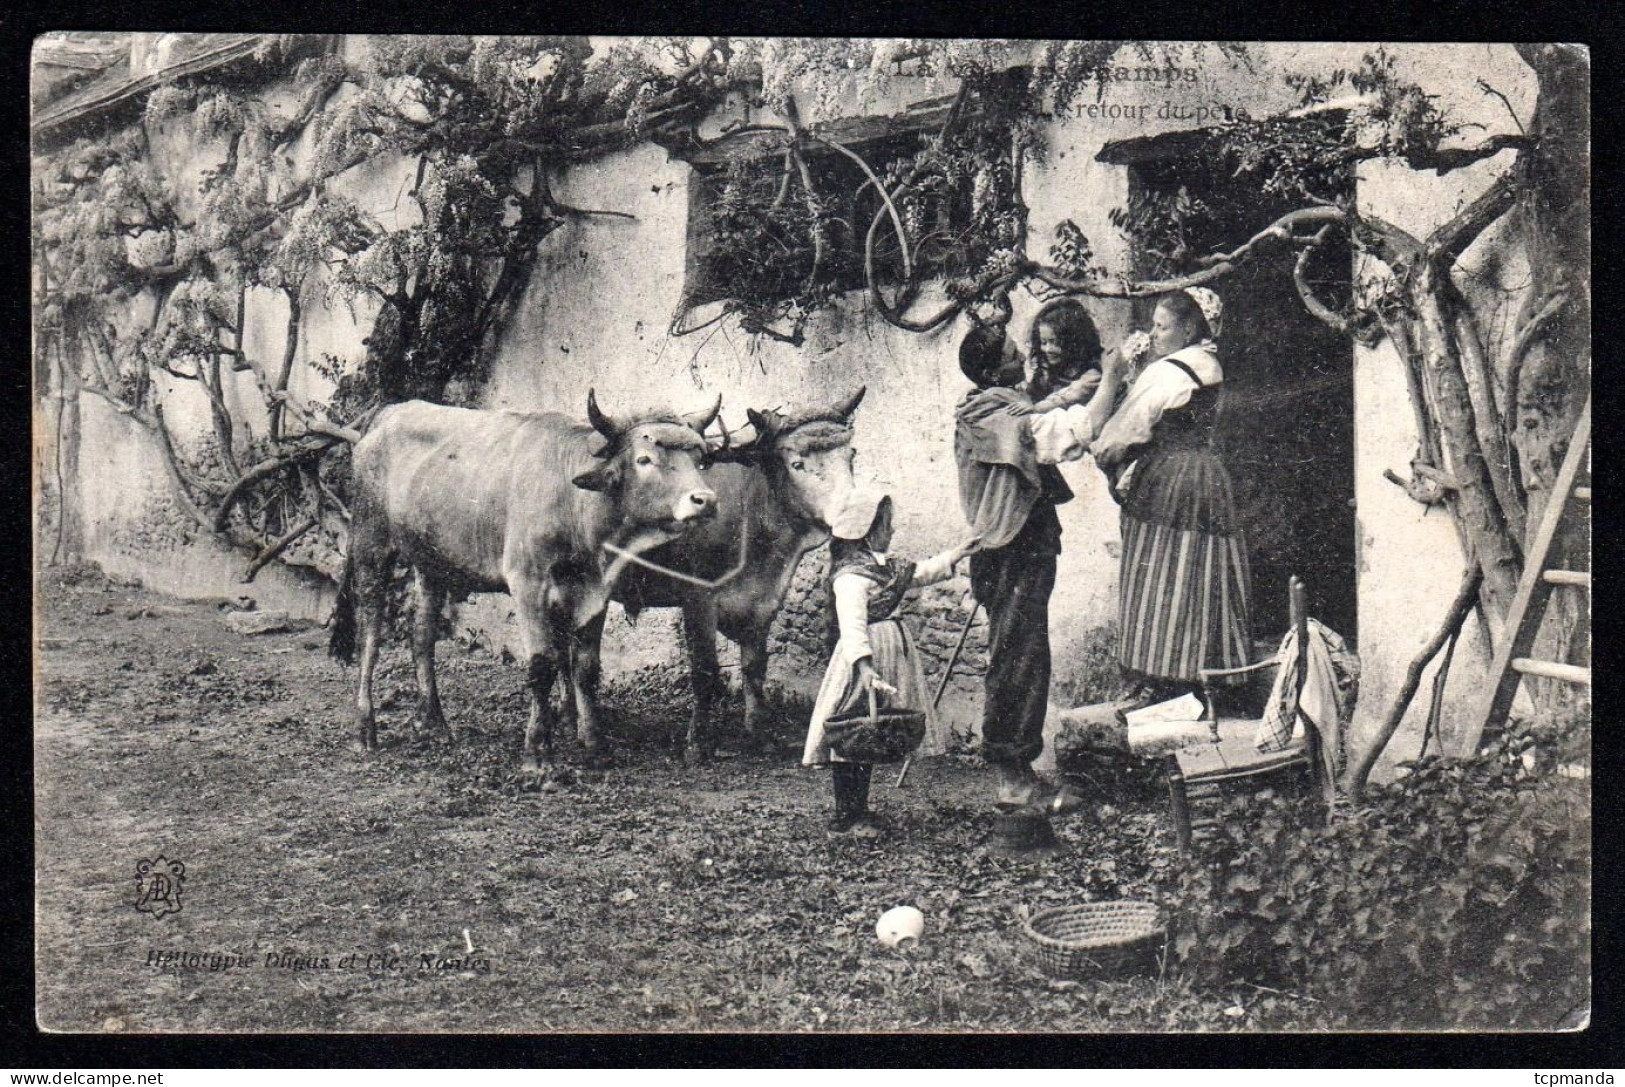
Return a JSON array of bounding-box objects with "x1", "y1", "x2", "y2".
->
[{"x1": 790, "y1": 460, "x2": 805, "y2": 471}]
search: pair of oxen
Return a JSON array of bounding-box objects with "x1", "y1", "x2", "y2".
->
[{"x1": 330, "y1": 388, "x2": 867, "y2": 772}]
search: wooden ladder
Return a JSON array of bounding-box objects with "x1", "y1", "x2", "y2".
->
[{"x1": 1458, "y1": 394, "x2": 1591, "y2": 755}]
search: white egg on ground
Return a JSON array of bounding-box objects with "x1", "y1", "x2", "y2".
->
[{"x1": 876, "y1": 905, "x2": 925, "y2": 950}]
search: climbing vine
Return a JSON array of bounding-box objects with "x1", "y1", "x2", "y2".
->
[{"x1": 35, "y1": 33, "x2": 738, "y2": 578}]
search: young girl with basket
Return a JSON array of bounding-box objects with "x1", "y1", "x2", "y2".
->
[{"x1": 802, "y1": 492, "x2": 980, "y2": 838}]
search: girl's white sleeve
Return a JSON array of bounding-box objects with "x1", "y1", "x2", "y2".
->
[
  {"x1": 1027, "y1": 403, "x2": 1102, "y2": 464},
  {"x1": 832, "y1": 572, "x2": 874, "y2": 667},
  {"x1": 912, "y1": 551, "x2": 959, "y2": 586}
]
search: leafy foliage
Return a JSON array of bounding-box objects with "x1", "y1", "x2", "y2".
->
[
  {"x1": 698, "y1": 150, "x2": 851, "y2": 335},
  {"x1": 688, "y1": 63, "x2": 1035, "y2": 340},
  {"x1": 1047, "y1": 219, "x2": 1103, "y2": 283},
  {"x1": 1173, "y1": 725, "x2": 1590, "y2": 1029}
]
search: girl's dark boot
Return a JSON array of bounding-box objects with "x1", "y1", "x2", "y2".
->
[{"x1": 829, "y1": 763, "x2": 879, "y2": 838}]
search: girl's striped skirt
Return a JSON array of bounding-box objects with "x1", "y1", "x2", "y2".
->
[{"x1": 1116, "y1": 445, "x2": 1253, "y2": 684}]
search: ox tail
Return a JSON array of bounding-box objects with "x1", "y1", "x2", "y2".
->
[{"x1": 328, "y1": 548, "x2": 358, "y2": 665}]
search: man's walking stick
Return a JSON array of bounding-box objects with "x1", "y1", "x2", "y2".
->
[{"x1": 895, "y1": 599, "x2": 982, "y2": 788}]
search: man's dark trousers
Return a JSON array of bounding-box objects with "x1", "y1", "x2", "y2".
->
[{"x1": 970, "y1": 510, "x2": 1058, "y2": 766}]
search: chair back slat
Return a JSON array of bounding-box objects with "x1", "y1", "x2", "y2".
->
[
  {"x1": 1290, "y1": 576, "x2": 1330, "y2": 804},
  {"x1": 1167, "y1": 575, "x2": 1335, "y2": 854}
]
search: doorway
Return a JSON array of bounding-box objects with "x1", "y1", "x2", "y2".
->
[{"x1": 1105, "y1": 135, "x2": 1358, "y2": 643}]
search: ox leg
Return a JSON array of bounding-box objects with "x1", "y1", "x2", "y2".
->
[
  {"x1": 739, "y1": 628, "x2": 774, "y2": 753},
  {"x1": 680, "y1": 600, "x2": 720, "y2": 765},
  {"x1": 514, "y1": 585, "x2": 563, "y2": 774},
  {"x1": 410, "y1": 568, "x2": 451, "y2": 740},
  {"x1": 351, "y1": 552, "x2": 391, "y2": 754},
  {"x1": 568, "y1": 611, "x2": 611, "y2": 768},
  {"x1": 559, "y1": 642, "x2": 581, "y2": 743},
  {"x1": 521, "y1": 651, "x2": 562, "y2": 773}
]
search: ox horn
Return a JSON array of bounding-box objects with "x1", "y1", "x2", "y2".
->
[
  {"x1": 745, "y1": 407, "x2": 780, "y2": 441},
  {"x1": 585, "y1": 388, "x2": 622, "y2": 444},
  {"x1": 832, "y1": 385, "x2": 867, "y2": 423},
  {"x1": 684, "y1": 392, "x2": 723, "y2": 435},
  {"x1": 780, "y1": 385, "x2": 867, "y2": 432},
  {"x1": 707, "y1": 418, "x2": 764, "y2": 462}
]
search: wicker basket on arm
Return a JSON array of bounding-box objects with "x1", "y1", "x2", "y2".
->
[{"x1": 824, "y1": 685, "x2": 927, "y2": 765}]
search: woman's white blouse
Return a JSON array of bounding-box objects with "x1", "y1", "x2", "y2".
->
[{"x1": 1090, "y1": 344, "x2": 1223, "y2": 466}]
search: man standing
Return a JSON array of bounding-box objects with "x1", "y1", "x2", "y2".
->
[{"x1": 954, "y1": 316, "x2": 1123, "y2": 812}]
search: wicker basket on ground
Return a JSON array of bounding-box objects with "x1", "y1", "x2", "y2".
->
[{"x1": 1020, "y1": 901, "x2": 1165, "y2": 979}]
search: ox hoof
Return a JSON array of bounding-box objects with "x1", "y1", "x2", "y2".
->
[
  {"x1": 578, "y1": 748, "x2": 615, "y2": 771},
  {"x1": 412, "y1": 709, "x2": 450, "y2": 731},
  {"x1": 680, "y1": 744, "x2": 712, "y2": 768},
  {"x1": 411, "y1": 721, "x2": 455, "y2": 745},
  {"x1": 739, "y1": 732, "x2": 775, "y2": 756},
  {"x1": 349, "y1": 737, "x2": 378, "y2": 757}
]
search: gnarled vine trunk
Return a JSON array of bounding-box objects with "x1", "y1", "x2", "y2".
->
[{"x1": 1508, "y1": 44, "x2": 1592, "y2": 720}]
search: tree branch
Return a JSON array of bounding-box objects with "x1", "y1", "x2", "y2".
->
[
  {"x1": 781, "y1": 101, "x2": 826, "y2": 299},
  {"x1": 269, "y1": 289, "x2": 302, "y2": 440},
  {"x1": 1380, "y1": 312, "x2": 1442, "y2": 470},
  {"x1": 307, "y1": 462, "x2": 350, "y2": 521},
  {"x1": 1348, "y1": 561, "x2": 1482, "y2": 797},
  {"x1": 1426, "y1": 171, "x2": 1519, "y2": 268},
  {"x1": 1293, "y1": 225, "x2": 1349, "y2": 335},
  {"x1": 1505, "y1": 288, "x2": 1570, "y2": 426},
  {"x1": 1441, "y1": 277, "x2": 1525, "y2": 543},
  {"x1": 240, "y1": 516, "x2": 318, "y2": 583},
  {"x1": 212, "y1": 437, "x2": 343, "y2": 534},
  {"x1": 1351, "y1": 212, "x2": 1425, "y2": 272},
  {"x1": 269, "y1": 393, "x2": 372, "y2": 444},
  {"x1": 552, "y1": 202, "x2": 636, "y2": 220},
  {"x1": 1402, "y1": 133, "x2": 1533, "y2": 175},
  {"x1": 1027, "y1": 206, "x2": 1348, "y2": 298},
  {"x1": 80, "y1": 382, "x2": 155, "y2": 427}
]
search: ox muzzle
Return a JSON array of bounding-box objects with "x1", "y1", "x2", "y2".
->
[{"x1": 672, "y1": 487, "x2": 719, "y2": 524}]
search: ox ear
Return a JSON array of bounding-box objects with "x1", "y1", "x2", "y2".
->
[
  {"x1": 572, "y1": 459, "x2": 621, "y2": 494},
  {"x1": 683, "y1": 393, "x2": 723, "y2": 435},
  {"x1": 835, "y1": 385, "x2": 867, "y2": 423},
  {"x1": 745, "y1": 408, "x2": 774, "y2": 439}
]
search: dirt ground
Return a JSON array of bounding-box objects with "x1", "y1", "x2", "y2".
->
[{"x1": 35, "y1": 563, "x2": 1300, "y2": 1033}]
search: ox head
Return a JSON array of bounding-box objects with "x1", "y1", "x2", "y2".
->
[
  {"x1": 572, "y1": 389, "x2": 721, "y2": 536},
  {"x1": 723, "y1": 386, "x2": 865, "y2": 534}
]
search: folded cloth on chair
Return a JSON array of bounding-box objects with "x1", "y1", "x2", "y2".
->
[{"x1": 1257, "y1": 619, "x2": 1359, "y2": 778}]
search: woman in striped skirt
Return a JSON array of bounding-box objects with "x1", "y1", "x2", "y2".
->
[{"x1": 1091, "y1": 288, "x2": 1253, "y2": 702}]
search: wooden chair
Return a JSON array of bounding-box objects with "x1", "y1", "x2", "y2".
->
[{"x1": 1164, "y1": 576, "x2": 1331, "y2": 853}]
